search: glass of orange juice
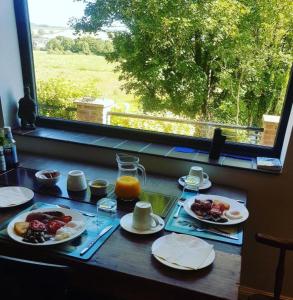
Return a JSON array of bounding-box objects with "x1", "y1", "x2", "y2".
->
[{"x1": 115, "y1": 153, "x2": 146, "y2": 201}]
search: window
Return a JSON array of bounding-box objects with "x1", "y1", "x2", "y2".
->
[{"x1": 14, "y1": 0, "x2": 293, "y2": 157}]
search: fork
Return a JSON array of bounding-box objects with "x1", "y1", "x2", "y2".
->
[
  {"x1": 174, "y1": 177, "x2": 197, "y2": 218},
  {"x1": 173, "y1": 199, "x2": 185, "y2": 218},
  {"x1": 173, "y1": 186, "x2": 187, "y2": 218}
]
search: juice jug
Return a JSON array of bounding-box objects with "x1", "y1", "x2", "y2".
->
[{"x1": 115, "y1": 153, "x2": 146, "y2": 201}]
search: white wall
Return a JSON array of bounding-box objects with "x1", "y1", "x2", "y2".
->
[
  {"x1": 0, "y1": 0, "x2": 23, "y2": 127},
  {"x1": 1, "y1": 0, "x2": 293, "y2": 297}
]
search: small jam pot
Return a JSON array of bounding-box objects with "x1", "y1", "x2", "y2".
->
[{"x1": 89, "y1": 179, "x2": 108, "y2": 197}]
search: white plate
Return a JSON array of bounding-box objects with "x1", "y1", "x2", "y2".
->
[
  {"x1": 152, "y1": 234, "x2": 215, "y2": 270},
  {"x1": 7, "y1": 207, "x2": 86, "y2": 246},
  {"x1": 120, "y1": 213, "x2": 164, "y2": 235},
  {"x1": 0, "y1": 186, "x2": 34, "y2": 208},
  {"x1": 178, "y1": 176, "x2": 212, "y2": 191},
  {"x1": 183, "y1": 194, "x2": 249, "y2": 226}
]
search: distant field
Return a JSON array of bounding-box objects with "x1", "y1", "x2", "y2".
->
[{"x1": 33, "y1": 50, "x2": 139, "y2": 112}]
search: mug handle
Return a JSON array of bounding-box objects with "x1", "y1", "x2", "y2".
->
[
  {"x1": 203, "y1": 172, "x2": 209, "y2": 182},
  {"x1": 150, "y1": 214, "x2": 161, "y2": 228}
]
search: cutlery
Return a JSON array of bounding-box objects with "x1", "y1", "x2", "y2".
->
[
  {"x1": 193, "y1": 227, "x2": 239, "y2": 240},
  {"x1": 177, "y1": 219, "x2": 239, "y2": 240},
  {"x1": 173, "y1": 200, "x2": 184, "y2": 218},
  {"x1": 80, "y1": 225, "x2": 113, "y2": 256},
  {"x1": 56, "y1": 204, "x2": 96, "y2": 217},
  {"x1": 173, "y1": 186, "x2": 187, "y2": 218},
  {"x1": 236, "y1": 200, "x2": 245, "y2": 204}
]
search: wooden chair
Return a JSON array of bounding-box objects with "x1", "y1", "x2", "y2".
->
[
  {"x1": 250, "y1": 233, "x2": 293, "y2": 300},
  {"x1": 0, "y1": 254, "x2": 71, "y2": 300}
]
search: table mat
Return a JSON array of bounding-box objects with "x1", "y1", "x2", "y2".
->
[
  {"x1": 164, "y1": 191, "x2": 243, "y2": 245},
  {"x1": 0, "y1": 167, "x2": 177, "y2": 217},
  {"x1": 0, "y1": 202, "x2": 120, "y2": 260}
]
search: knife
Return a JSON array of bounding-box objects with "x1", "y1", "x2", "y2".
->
[
  {"x1": 177, "y1": 219, "x2": 239, "y2": 240},
  {"x1": 80, "y1": 225, "x2": 113, "y2": 256}
]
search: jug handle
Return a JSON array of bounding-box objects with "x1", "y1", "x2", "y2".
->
[{"x1": 138, "y1": 164, "x2": 146, "y2": 185}]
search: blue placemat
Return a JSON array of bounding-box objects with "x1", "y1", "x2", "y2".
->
[
  {"x1": 164, "y1": 191, "x2": 243, "y2": 245},
  {"x1": 0, "y1": 202, "x2": 120, "y2": 260}
]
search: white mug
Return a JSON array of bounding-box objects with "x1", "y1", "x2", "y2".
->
[
  {"x1": 189, "y1": 166, "x2": 209, "y2": 185},
  {"x1": 132, "y1": 201, "x2": 159, "y2": 231},
  {"x1": 67, "y1": 170, "x2": 87, "y2": 192}
]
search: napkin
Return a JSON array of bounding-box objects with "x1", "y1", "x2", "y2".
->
[{"x1": 152, "y1": 233, "x2": 214, "y2": 269}]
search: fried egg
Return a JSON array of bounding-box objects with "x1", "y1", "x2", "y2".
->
[
  {"x1": 225, "y1": 210, "x2": 242, "y2": 220},
  {"x1": 55, "y1": 221, "x2": 84, "y2": 240}
]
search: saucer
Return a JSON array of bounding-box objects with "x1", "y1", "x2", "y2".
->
[
  {"x1": 178, "y1": 176, "x2": 212, "y2": 191},
  {"x1": 120, "y1": 213, "x2": 164, "y2": 235}
]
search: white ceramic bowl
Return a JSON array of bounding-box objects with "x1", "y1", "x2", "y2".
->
[
  {"x1": 35, "y1": 170, "x2": 61, "y2": 187},
  {"x1": 89, "y1": 179, "x2": 108, "y2": 196}
]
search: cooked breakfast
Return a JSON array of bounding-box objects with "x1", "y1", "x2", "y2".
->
[
  {"x1": 13, "y1": 210, "x2": 74, "y2": 244},
  {"x1": 190, "y1": 198, "x2": 234, "y2": 223}
]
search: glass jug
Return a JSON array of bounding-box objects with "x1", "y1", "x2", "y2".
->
[{"x1": 115, "y1": 153, "x2": 146, "y2": 201}]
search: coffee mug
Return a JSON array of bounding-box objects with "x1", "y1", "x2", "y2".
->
[
  {"x1": 132, "y1": 201, "x2": 159, "y2": 231},
  {"x1": 189, "y1": 166, "x2": 209, "y2": 185},
  {"x1": 67, "y1": 170, "x2": 87, "y2": 192}
]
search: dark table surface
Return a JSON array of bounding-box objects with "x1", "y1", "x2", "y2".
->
[{"x1": 0, "y1": 152, "x2": 247, "y2": 300}]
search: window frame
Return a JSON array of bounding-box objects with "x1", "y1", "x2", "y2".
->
[{"x1": 13, "y1": 0, "x2": 293, "y2": 158}]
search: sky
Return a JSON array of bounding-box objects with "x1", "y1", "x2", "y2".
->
[{"x1": 28, "y1": 0, "x2": 86, "y2": 27}]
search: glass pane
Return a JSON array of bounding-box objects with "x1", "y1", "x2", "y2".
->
[{"x1": 28, "y1": 0, "x2": 293, "y2": 147}]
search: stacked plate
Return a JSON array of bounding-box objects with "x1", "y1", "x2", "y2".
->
[{"x1": 152, "y1": 233, "x2": 215, "y2": 270}]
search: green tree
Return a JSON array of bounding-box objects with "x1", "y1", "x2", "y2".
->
[
  {"x1": 46, "y1": 36, "x2": 74, "y2": 53},
  {"x1": 72, "y1": 0, "x2": 292, "y2": 127}
]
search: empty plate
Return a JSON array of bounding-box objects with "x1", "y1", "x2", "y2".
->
[{"x1": 0, "y1": 186, "x2": 34, "y2": 208}]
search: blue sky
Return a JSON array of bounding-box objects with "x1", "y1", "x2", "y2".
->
[{"x1": 28, "y1": 0, "x2": 85, "y2": 27}]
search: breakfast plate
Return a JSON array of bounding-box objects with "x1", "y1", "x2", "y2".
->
[
  {"x1": 183, "y1": 194, "x2": 249, "y2": 226},
  {"x1": 152, "y1": 234, "x2": 215, "y2": 270},
  {"x1": 0, "y1": 186, "x2": 34, "y2": 208},
  {"x1": 178, "y1": 176, "x2": 212, "y2": 191},
  {"x1": 7, "y1": 207, "x2": 86, "y2": 246},
  {"x1": 120, "y1": 213, "x2": 164, "y2": 235}
]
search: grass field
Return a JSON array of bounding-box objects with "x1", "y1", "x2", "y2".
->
[{"x1": 33, "y1": 50, "x2": 139, "y2": 112}]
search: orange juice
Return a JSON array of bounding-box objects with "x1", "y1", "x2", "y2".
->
[{"x1": 115, "y1": 176, "x2": 141, "y2": 199}]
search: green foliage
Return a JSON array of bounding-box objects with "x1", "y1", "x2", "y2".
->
[
  {"x1": 72, "y1": 0, "x2": 293, "y2": 127},
  {"x1": 45, "y1": 36, "x2": 113, "y2": 55},
  {"x1": 37, "y1": 77, "x2": 100, "y2": 119}
]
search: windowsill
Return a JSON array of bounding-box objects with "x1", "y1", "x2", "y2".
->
[{"x1": 13, "y1": 127, "x2": 282, "y2": 174}]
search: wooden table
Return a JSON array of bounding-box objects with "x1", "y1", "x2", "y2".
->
[{"x1": 0, "y1": 153, "x2": 246, "y2": 300}]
